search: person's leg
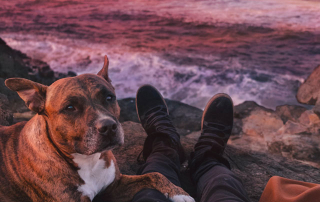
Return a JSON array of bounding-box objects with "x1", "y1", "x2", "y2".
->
[
  {"x1": 136, "y1": 137, "x2": 182, "y2": 186},
  {"x1": 132, "y1": 85, "x2": 185, "y2": 202},
  {"x1": 193, "y1": 159, "x2": 250, "y2": 202},
  {"x1": 131, "y1": 141, "x2": 180, "y2": 202},
  {"x1": 131, "y1": 188, "x2": 171, "y2": 202},
  {"x1": 190, "y1": 94, "x2": 250, "y2": 202}
]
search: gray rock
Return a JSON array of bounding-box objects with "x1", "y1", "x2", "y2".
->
[
  {"x1": 297, "y1": 65, "x2": 320, "y2": 105},
  {"x1": 313, "y1": 104, "x2": 320, "y2": 118},
  {"x1": 0, "y1": 37, "x2": 77, "y2": 112},
  {"x1": 234, "y1": 101, "x2": 274, "y2": 119},
  {"x1": 226, "y1": 101, "x2": 320, "y2": 167},
  {"x1": 118, "y1": 98, "x2": 202, "y2": 136},
  {"x1": 275, "y1": 105, "x2": 307, "y2": 124},
  {"x1": 0, "y1": 40, "x2": 30, "y2": 79},
  {"x1": 118, "y1": 98, "x2": 320, "y2": 166},
  {"x1": 114, "y1": 121, "x2": 320, "y2": 202},
  {"x1": 296, "y1": 64, "x2": 320, "y2": 117},
  {"x1": 0, "y1": 93, "x2": 13, "y2": 126}
]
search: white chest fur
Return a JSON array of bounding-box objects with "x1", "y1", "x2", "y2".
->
[{"x1": 72, "y1": 153, "x2": 116, "y2": 200}]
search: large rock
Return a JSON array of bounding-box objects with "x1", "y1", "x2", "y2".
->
[
  {"x1": 267, "y1": 109, "x2": 320, "y2": 164},
  {"x1": 241, "y1": 108, "x2": 283, "y2": 138},
  {"x1": 296, "y1": 65, "x2": 320, "y2": 116},
  {"x1": 297, "y1": 65, "x2": 320, "y2": 105},
  {"x1": 234, "y1": 101, "x2": 274, "y2": 119},
  {"x1": 0, "y1": 38, "x2": 29, "y2": 79},
  {"x1": 119, "y1": 98, "x2": 320, "y2": 165},
  {"x1": 226, "y1": 101, "x2": 320, "y2": 166},
  {"x1": 118, "y1": 98, "x2": 202, "y2": 136},
  {"x1": 1, "y1": 36, "x2": 319, "y2": 201},
  {"x1": 275, "y1": 105, "x2": 307, "y2": 124},
  {"x1": 118, "y1": 98, "x2": 320, "y2": 166},
  {"x1": 0, "y1": 37, "x2": 76, "y2": 112},
  {"x1": 232, "y1": 101, "x2": 278, "y2": 137},
  {"x1": 230, "y1": 101, "x2": 284, "y2": 152},
  {"x1": 114, "y1": 121, "x2": 320, "y2": 202},
  {"x1": 0, "y1": 93, "x2": 13, "y2": 126},
  {"x1": 1, "y1": 88, "x2": 319, "y2": 201}
]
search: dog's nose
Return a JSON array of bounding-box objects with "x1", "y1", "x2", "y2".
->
[{"x1": 96, "y1": 119, "x2": 117, "y2": 135}]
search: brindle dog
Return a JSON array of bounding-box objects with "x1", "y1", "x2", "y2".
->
[{"x1": 0, "y1": 56, "x2": 194, "y2": 202}]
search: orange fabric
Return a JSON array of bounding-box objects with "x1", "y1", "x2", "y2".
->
[{"x1": 259, "y1": 176, "x2": 320, "y2": 202}]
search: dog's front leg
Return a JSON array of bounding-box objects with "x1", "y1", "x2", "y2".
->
[{"x1": 94, "y1": 172, "x2": 194, "y2": 202}]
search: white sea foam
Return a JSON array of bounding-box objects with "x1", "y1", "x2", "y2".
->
[
  {"x1": 2, "y1": 34, "x2": 307, "y2": 109},
  {"x1": 1, "y1": 0, "x2": 318, "y2": 109}
]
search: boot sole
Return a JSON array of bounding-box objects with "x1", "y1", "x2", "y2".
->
[{"x1": 201, "y1": 93, "x2": 234, "y2": 131}]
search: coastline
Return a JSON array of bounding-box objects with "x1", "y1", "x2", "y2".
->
[{"x1": 0, "y1": 39, "x2": 320, "y2": 201}]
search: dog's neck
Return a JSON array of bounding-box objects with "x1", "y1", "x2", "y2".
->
[
  {"x1": 20, "y1": 114, "x2": 77, "y2": 167},
  {"x1": 21, "y1": 114, "x2": 52, "y2": 152}
]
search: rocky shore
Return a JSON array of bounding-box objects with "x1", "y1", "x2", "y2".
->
[
  {"x1": 1, "y1": 37, "x2": 319, "y2": 201},
  {"x1": 0, "y1": 37, "x2": 76, "y2": 122}
]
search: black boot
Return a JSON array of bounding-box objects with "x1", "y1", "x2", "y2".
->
[
  {"x1": 136, "y1": 85, "x2": 185, "y2": 163},
  {"x1": 189, "y1": 93, "x2": 233, "y2": 174}
]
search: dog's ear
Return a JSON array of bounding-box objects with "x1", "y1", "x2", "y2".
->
[
  {"x1": 5, "y1": 78, "x2": 47, "y2": 114},
  {"x1": 97, "y1": 55, "x2": 112, "y2": 82}
]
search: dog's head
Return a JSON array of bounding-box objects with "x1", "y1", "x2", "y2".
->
[{"x1": 5, "y1": 56, "x2": 124, "y2": 155}]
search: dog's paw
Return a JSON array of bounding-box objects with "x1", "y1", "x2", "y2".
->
[{"x1": 170, "y1": 195, "x2": 195, "y2": 202}]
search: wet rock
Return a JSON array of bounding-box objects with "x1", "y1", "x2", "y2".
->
[{"x1": 114, "y1": 121, "x2": 320, "y2": 202}]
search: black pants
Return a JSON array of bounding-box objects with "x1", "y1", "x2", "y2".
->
[{"x1": 131, "y1": 140, "x2": 250, "y2": 202}]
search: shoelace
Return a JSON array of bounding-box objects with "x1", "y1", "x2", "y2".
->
[
  {"x1": 142, "y1": 105, "x2": 177, "y2": 135},
  {"x1": 137, "y1": 105, "x2": 179, "y2": 164},
  {"x1": 196, "y1": 121, "x2": 232, "y2": 153}
]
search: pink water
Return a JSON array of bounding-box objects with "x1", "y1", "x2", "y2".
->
[{"x1": 1, "y1": 0, "x2": 320, "y2": 109}]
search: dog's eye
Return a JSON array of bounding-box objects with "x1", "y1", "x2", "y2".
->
[
  {"x1": 106, "y1": 95, "x2": 113, "y2": 101},
  {"x1": 65, "y1": 105, "x2": 76, "y2": 111}
]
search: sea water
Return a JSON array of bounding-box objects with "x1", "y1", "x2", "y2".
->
[{"x1": 1, "y1": 0, "x2": 320, "y2": 109}]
